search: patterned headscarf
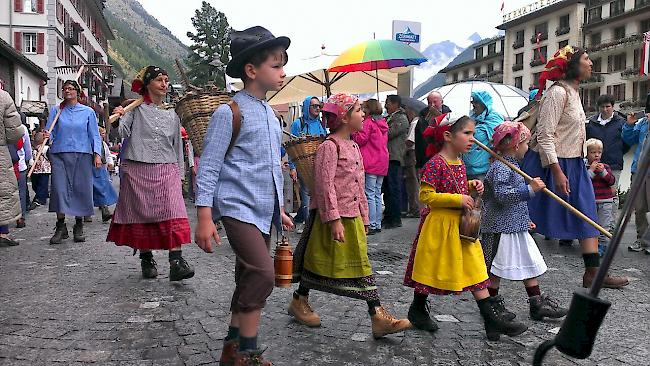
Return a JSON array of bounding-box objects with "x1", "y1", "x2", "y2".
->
[
  {"x1": 492, "y1": 121, "x2": 531, "y2": 152},
  {"x1": 131, "y1": 66, "x2": 168, "y2": 96},
  {"x1": 537, "y1": 45, "x2": 584, "y2": 98},
  {"x1": 322, "y1": 93, "x2": 358, "y2": 130}
]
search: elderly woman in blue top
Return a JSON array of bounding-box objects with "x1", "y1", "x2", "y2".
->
[
  {"x1": 465, "y1": 90, "x2": 504, "y2": 180},
  {"x1": 43, "y1": 80, "x2": 102, "y2": 245}
]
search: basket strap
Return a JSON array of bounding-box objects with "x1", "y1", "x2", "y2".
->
[{"x1": 227, "y1": 100, "x2": 242, "y2": 155}]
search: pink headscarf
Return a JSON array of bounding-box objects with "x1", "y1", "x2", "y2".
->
[
  {"x1": 322, "y1": 93, "x2": 358, "y2": 130},
  {"x1": 492, "y1": 121, "x2": 531, "y2": 152}
]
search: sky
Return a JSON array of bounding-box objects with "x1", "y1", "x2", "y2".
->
[{"x1": 137, "y1": 0, "x2": 534, "y2": 86}]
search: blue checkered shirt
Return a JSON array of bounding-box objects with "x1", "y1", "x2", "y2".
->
[{"x1": 195, "y1": 90, "x2": 284, "y2": 235}]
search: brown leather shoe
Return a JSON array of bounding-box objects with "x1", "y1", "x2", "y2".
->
[
  {"x1": 16, "y1": 218, "x2": 25, "y2": 228},
  {"x1": 583, "y1": 267, "x2": 629, "y2": 289},
  {"x1": 370, "y1": 306, "x2": 412, "y2": 339},
  {"x1": 219, "y1": 339, "x2": 239, "y2": 366},
  {"x1": 233, "y1": 349, "x2": 272, "y2": 366},
  {"x1": 288, "y1": 295, "x2": 321, "y2": 327}
]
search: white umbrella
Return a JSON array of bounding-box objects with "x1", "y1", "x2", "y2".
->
[
  {"x1": 418, "y1": 81, "x2": 529, "y2": 120},
  {"x1": 232, "y1": 51, "x2": 400, "y2": 105}
]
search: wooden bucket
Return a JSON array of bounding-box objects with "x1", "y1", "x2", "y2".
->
[
  {"x1": 459, "y1": 195, "x2": 482, "y2": 243},
  {"x1": 283, "y1": 136, "x2": 326, "y2": 194},
  {"x1": 274, "y1": 237, "x2": 293, "y2": 288}
]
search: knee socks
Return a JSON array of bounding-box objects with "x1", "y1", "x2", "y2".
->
[{"x1": 583, "y1": 253, "x2": 600, "y2": 268}]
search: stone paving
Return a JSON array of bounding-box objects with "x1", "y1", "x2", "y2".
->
[{"x1": 1, "y1": 197, "x2": 649, "y2": 365}]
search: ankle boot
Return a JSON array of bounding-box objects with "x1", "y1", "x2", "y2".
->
[
  {"x1": 529, "y1": 293, "x2": 568, "y2": 320},
  {"x1": 50, "y1": 222, "x2": 69, "y2": 245},
  {"x1": 370, "y1": 306, "x2": 411, "y2": 339},
  {"x1": 219, "y1": 339, "x2": 239, "y2": 366},
  {"x1": 233, "y1": 349, "x2": 272, "y2": 366},
  {"x1": 477, "y1": 297, "x2": 528, "y2": 341},
  {"x1": 288, "y1": 294, "x2": 321, "y2": 327},
  {"x1": 141, "y1": 257, "x2": 158, "y2": 279},
  {"x1": 492, "y1": 294, "x2": 516, "y2": 321},
  {"x1": 407, "y1": 302, "x2": 438, "y2": 332},
  {"x1": 73, "y1": 222, "x2": 85, "y2": 242},
  {"x1": 169, "y1": 257, "x2": 194, "y2": 281},
  {"x1": 101, "y1": 206, "x2": 112, "y2": 222},
  {"x1": 582, "y1": 267, "x2": 629, "y2": 289}
]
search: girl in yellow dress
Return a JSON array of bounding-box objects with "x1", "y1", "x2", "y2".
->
[{"x1": 403, "y1": 113, "x2": 527, "y2": 341}]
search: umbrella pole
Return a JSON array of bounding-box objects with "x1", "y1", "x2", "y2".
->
[{"x1": 376, "y1": 67, "x2": 379, "y2": 97}]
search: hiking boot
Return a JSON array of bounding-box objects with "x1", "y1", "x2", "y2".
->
[
  {"x1": 169, "y1": 258, "x2": 194, "y2": 281},
  {"x1": 50, "y1": 222, "x2": 69, "y2": 245},
  {"x1": 73, "y1": 223, "x2": 85, "y2": 242},
  {"x1": 478, "y1": 296, "x2": 528, "y2": 341},
  {"x1": 288, "y1": 295, "x2": 321, "y2": 327},
  {"x1": 628, "y1": 240, "x2": 647, "y2": 252},
  {"x1": 370, "y1": 306, "x2": 411, "y2": 339},
  {"x1": 582, "y1": 267, "x2": 629, "y2": 289},
  {"x1": 219, "y1": 339, "x2": 239, "y2": 366},
  {"x1": 100, "y1": 206, "x2": 113, "y2": 222},
  {"x1": 141, "y1": 257, "x2": 158, "y2": 279},
  {"x1": 407, "y1": 302, "x2": 438, "y2": 332},
  {"x1": 0, "y1": 237, "x2": 19, "y2": 247},
  {"x1": 529, "y1": 293, "x2": 568, "y2": 320},
  {"x1": 16, "y1": 218, "x2": 25, "y2": 228},
  {"x1": 491, "y1": 295, "x2": 516, "y2": 321},
  {"x1": 233, "y1": 349, "x2": 272, "y2": 366}
]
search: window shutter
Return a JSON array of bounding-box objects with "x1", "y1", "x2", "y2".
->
[
  {"x1": 14, "y1": 0, "x2": 22, "y2": 12},
  {"x1": 37, "y1": 33, "x2": 45, "y2": 54},
  {"x1": 14, "y1": 32, "x2": 22, "y2": 51},
  {"x1": 37, "y1": 0, "x2": 44, "y2": 13},
  {"x1": 39, "y1": 80, "x2": 45, "y2": 97}
]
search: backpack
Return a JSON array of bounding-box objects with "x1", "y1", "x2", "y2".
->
[{"x1": 226, "y1": 101, "x2": 241, "y2": 155}]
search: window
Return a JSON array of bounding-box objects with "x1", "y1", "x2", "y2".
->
[
  {"x1": 588, "y1": 7, "x2": 602, "y2": 23},
  {"x1": 532, "y1": 23, "x2": 548, "y2": 42},
  {"x1": 57, "y1": 37, "x2": 63, "y2": 60},
  {"x1": 592, "y1": 57, "x2": 602, "y2": 73},
  {"x1": 614, "y1": 26, "x2": 626, "y2": 39},
  {"x1": 474, "y1": 67, "x2": 481, "y2": 76},
  {"x1": 607, "y1": 53, "x2": 627, "y2": 72},
  {"x1": 635, "y1": 48, "x2": 643, "y2": 67},
  {"x1": 453, "y1": 73, "x2": 458, "y2": 82},
  {"x1": 23, "y1": 0, "x2": 36, "y2": 13},
  {"x1": 607, "y1": 84, "x2": 626, "y2": 101},
  {"x1": 590, "y1": 32, "x2": 602, "y2": 47},
  {"x1": 463, "y1": 70, "x2": 469, "y2": 79},
  {"x1": 514, "y1": 76, "x2": 523, "y2": 90},
  {"x1": 610, "y1": 0, "x2": 625, "y2": 16},
  {"x1": 515, "y1": 53, "x2": 524, "y2": 65},
  {"x1": 559, "y1": 40, "x2": 569, "y2": 48},
  {"x1": 488, "y1": 42, "x2": 497, "y2": 55},
  {"x1": 476, "y1": 47, "x2": 484, "y2": 59},
  {"x1": 642, "y1": 19, "x2": 650, "y2": 33},
  {"x1": 533, "y1": 46, "x2": 548, "y2": 62},
  {"x1": 514, "y1": 30, "x2": 525, "y2": 48},
  {"x1": 487, "y1": 63, "x2": 494, "y2": 73},
  {"x1": 559, "y1": 14, "x2": 570, "y2": 28},
  {"x1": 532, "y1": 72, "x2": 542, "y2": 88},
  {"x1": 23, "y1": 33, "x2": 36, "y2": 54}
]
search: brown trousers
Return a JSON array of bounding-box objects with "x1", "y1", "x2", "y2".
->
[
  {"x1": 221, "y1": 217, "x2": 273, "y2": 313},
  {"x1": 403, "y1": 149, "x2": 421, "y2": 215}
]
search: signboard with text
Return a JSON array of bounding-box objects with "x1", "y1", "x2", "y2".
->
[{"x1": 392, "y1": 20, "x2": 421, "y2": 51}]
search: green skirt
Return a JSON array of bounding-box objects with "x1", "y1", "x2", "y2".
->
[{"x1": 303, "y1": 214, "x2": 372, "y2": 279}]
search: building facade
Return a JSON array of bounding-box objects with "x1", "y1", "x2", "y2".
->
[
  {"x1": 0, "y1": 0, "x2": 114, "y2": 114},
  {"x1": 439, "y1": 36, "x2": 506, "y2": 85}
]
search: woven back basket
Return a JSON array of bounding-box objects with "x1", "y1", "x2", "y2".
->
[
  {"x1": 283, "y1": 136, "x2": 326, "y2": 194},
  {"x1": 175, "y1": 90, "x2": 234, "y2": 156}
]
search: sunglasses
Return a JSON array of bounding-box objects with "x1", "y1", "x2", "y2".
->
[
  {"x1": 310, "y1": 104, "x2": 321, "y2": 109},
  {"x1": 62, "y1": 87, "x2": 77, "y2": 91}
]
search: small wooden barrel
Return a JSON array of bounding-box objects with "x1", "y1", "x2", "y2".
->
[
  {"x1": 459, "y1": 196, "x2": 482, "y2": 243},
  {"x1": 274, "y1": 237, "x2": 294, "y2": 288}
]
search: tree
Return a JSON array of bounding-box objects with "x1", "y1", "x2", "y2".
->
[{"x1": 186, "y1": 1, "x2": 230, "y2": 88}]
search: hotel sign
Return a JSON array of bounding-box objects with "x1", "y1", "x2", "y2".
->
[{"x1": 502, "y1": 0, "x2": 563, "y2": 23}]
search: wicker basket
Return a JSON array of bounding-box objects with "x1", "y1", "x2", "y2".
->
[
  {"x1": 284, "y1": 136, "x2": 326, "y2": 194},
  {"x1": 175, "y1": 89, "x2": 234, "y2": 156}
]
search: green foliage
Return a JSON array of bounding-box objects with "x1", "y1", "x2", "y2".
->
[{"x1": 185, "y1": 1, "x2": 230, "y2": 87}]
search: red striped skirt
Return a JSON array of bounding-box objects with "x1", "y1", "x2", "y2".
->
[{"x1": 107, "y1": 160, "x2": 191, "y2": 250}]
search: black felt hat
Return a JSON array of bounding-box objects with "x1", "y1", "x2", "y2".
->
[{"x1": 226, "y1": 26, "x2": 290, "y2": 79}]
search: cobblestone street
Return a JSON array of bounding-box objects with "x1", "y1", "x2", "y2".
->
[{"x1": 1, "y1": 196, "x2": 649, "y2": 366}]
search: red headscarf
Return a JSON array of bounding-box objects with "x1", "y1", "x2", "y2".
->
[{"x1": 537, "y1": 45, "x2": 584, "y2": 99}]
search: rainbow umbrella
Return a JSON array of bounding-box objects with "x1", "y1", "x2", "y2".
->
[{"x1": 328, "y1": 39, "x2": 427, "y2": 72}]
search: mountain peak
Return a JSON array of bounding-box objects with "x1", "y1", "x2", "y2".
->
[{"x1": 468, "y1": 32, "x2": 482, "y2": 43}]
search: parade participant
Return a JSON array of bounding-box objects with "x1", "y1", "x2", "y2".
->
[
  {"x1": 14, "y1": 128, "x2": 32, "y2": 228},
  {"x1": 383, "y1": 95, "x2": 409, "y2": 229},
  {"x1": 28, "y1": 131, "x2": 51, "y2": 210},
  {"x1": 44, "y1": 80, "x2": 102, "y2": 244},
  {"x1": 466, "y1": 90, "x2": 504, "y2": 181},
  {"x1": 403, "y1": 114, "x2": 527, "y2": 341},
  {"x1": 108, "y1": 66, "x2": 194, "y2": 282},
  {"x1": 194, "y1": 26, "x2": 294, "y2": 366},
  {"x1": 289, "y1": 96, "x2": 326, "y2": 229},
  {"x1": 585, "y1": 138, "x2": 616, "y2": 256},
  {"x1": 353, "y1": 99, "x2": 388, "y2": 234},
  {"x1": 0, "y1": 89, "x2": 25, "y2": 247},
  {"x1": 91, "y1": 127, "x2": 117, "y2": 222},
  {"x1": 481, "y1": 122, "x2": 567, "y2": 322},
  {"x1": 521, "y1": 45, "x2": 629, "y2": 288},
  {"x1": 289, "y1": 93, "x2": 411, "y2": 339}
]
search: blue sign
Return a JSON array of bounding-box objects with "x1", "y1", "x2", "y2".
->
[{"x1": 395, "y1": 27, "x2": 420, "y2": 44}]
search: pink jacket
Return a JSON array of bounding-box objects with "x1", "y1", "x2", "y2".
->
[
  {"x1": 310, "y1": 135, "x2": 369, "y2": 225},
  {"x1": 353, "y1": 115, "x2": 389, "y2": 176}
]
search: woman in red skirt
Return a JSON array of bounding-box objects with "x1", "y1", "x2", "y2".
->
[{"x1": 108, "y1": 66, "x2": 194, "y2": 281}]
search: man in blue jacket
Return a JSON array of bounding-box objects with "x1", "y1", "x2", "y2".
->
[
  {"x1": 289, "y1": 96, "x2": 326, "y2": 227},
  {"x1": 466, "y1": 90, "x2": 504, "y2": 180},
  {"x1": 622, "y1": 106, "x2": 649, "y2": 253},
  {"x1": 586, "y1": 94, "x2": 628, "y2": 210}
]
